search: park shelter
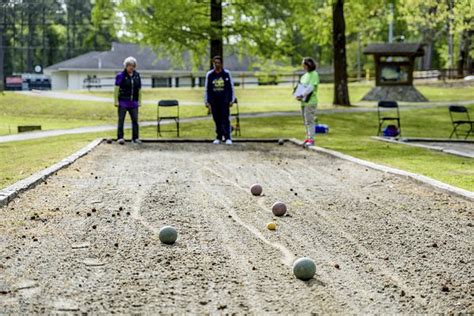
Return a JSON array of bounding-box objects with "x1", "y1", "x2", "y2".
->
[{"x1": 362, "y1": 43, "x2": 428, "y2": 102}]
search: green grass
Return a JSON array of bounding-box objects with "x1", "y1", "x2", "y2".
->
[
  {"x1": 2, "y1": 82, "x2": 473, "y2": 136},
  {"x1": 0, "y1": 131, "x2": 115, "y2": 188},
  {"x1": 417, "y1": 84, "x2": 474, "y2": 102},
  {"x1": 2, "y1": 104, "x2": 472, "y2": 191},
  {"x1": 0, "y1": 93, "x2": 115, "y2": 135},
  {"x1": 78, "y1": 81, "x2": 473, "y2": 104},
  {"x1": 0, "y1": 93, "x2": 206, "y2": 136},
  {"x1": 140, "y1": 83, "x2": 373, "y2": 106},
  {"x1": 77, "y1": 83, "x2": 372, "y2": 106}
]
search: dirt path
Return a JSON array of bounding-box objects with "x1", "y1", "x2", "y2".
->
[{"x1": 0, "y1": 142, "x2": 472, "y2": 314}]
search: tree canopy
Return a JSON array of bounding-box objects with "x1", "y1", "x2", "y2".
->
[{"x1": 1, "y1": 0, "x2": 473, "y2": 75}]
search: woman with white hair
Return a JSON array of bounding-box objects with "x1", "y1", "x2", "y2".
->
[{"x1": 114, "y1": 56, "x2": 142, "y2": 144}]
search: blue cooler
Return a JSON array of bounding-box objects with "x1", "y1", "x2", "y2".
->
[{"x1": 315, "y1": 124, "x2": 329, "y2": 134}]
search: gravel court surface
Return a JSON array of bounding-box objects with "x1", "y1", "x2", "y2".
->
[{"x1": 0, "y1": 142, "x2": 473, "y2": 314}]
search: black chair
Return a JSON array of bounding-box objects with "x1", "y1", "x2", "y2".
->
[
  {"x1": 449, "y1": 105, "x2": 473, "y2": 139},
  {"x1": 230, "y1": 97, "x2": 241, "y2": 136},
  {"x1": 377, "y1": 100, "x2": 401, "y2": 137},
  {"x1": 157, "y1": 100, "x2": 179, "y2": 137}
]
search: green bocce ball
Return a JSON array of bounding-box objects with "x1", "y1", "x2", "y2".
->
[
  {"x1": 159, "y1": 226, "x2": 178, "y2": 245},
  {"x1": 293, "y1": 257, "x2": 316, "y2": 281}
]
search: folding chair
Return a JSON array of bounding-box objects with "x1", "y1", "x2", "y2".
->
[
  {"x1": 377, "y1": 100, "x2": 401, "y2": 137},
  {"x1": 230, "y1": 97, "x2": 241, "y2": 136},
  {"x1": 157, "y1": 100, "x2": 180, "y2": 137},
  {"x1": 449, "y1": 105, "x2": 473, "y2": 139}
]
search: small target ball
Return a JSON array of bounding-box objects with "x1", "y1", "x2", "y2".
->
[
  {"x1": 159, "y1": 226, "x2": 178, "y2": 244},
  {"x1": 267, "y1": 222, "x2": 277, "y2": 230},
  {"x1": 278, "y1": 139, "x2": 284, "y2": 145},
  {"x1": 250, "y1": 184, "x2": 263, "y2": 196},
  {"x1": 106, "y1": 138, "x2": 113, "y2": 144},
  {"x1": 272, "y1": 202, "x2": 287, "y2": 216},
  {"x1": 293, "y1": 257, "x2": 316, "y2": 281}
]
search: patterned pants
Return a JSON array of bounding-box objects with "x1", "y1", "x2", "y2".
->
[{"x1": 302, "y1": 104, "x2": 317, "y2": 140}]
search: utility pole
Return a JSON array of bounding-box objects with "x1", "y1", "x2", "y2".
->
[
  {"x1": 210, "y1": 0, "x2": 223, "y2": 69},
  {"x1": 388, "y1": 2, "x2": 394, "y2": 43},
  {"x1": 357, "y1": 32, "x2": 361, "y2": 82},
  {"x1": 42, "y1": 0, "x2": 46, "y2": 71},
  {"x1": 447, "y1": 0, "x2": 454, "y2": 70},
  {"x1": 66, "y1": 2, "x2": 71, "y2": 58},
  {"x1": 26, "y1": 0, "x2": 34, "y2": 73}
]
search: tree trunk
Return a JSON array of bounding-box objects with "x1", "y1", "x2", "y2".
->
[
  {"x1": 210, "y1": 0, "x2": 223, "y2": 69},
  {"x1": 457, "y1": 30, "x2": 471, "y2": 77},
  {"x1": 66, "y1": 2, "x2": 71, "y2": 58},
  {"x1": 26, "y1": 0, "x2": 35, "y2": 73},
  {"x1": 0, "y1": 1, "x2": 5, "y2": 92},
  {"x1": 467, "y1": 30, "x2": 473, "y2": 72},
  {"x1": 332, "y1": 0, "x2": 350, "y2": 106},
  {"x1": 42, "y1": 0, "x2": 46, "y2": 70},
  {"x1": 422, "y1": 41, "x2": 433, "y2": 70}
]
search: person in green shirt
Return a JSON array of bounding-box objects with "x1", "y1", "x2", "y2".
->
[{"x1": 295, "y1": 57, "x2": 319, "y2": 146}]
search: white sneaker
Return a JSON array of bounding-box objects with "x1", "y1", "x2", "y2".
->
[
  {"x1": 212, "y1": 139, "x2": 221, "y2": 145},
  {"x1": 132, "y1": 139, "x2": 142, "y2": 144},
  {"x1": 117, "y1": 138, "x2": 125, "y2": 145},
  {"x1": 225, "y1": 139, "x2": 233, "y2": 145}
]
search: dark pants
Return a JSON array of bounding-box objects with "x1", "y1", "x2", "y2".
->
[
  {"x1": 210, "y1": 101, "x2": 231, "y2": 140},
  {"x1": 117, "y1": 106, "x2": 139, "y2": 140}
]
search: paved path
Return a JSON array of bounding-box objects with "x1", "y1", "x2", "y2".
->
[
  {"x1": 1, "y1": 112, "x2": 299, "y2": 143},
  {"x1": 17, "y1": 90, "x2": 474, "y2": 108},
  {"x1": 373, "y1": 137, "x2": 474, "y2": 159},
  {"x1": 17, "y1": 90, "x2": 200, "y2": 106}
]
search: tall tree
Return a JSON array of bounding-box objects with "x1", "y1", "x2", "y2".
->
[
  {"x1": 25, "y1": 0, "x2": 37, "y2": 73},
  {"x1": 332, "y1": 0, "x2": 350, "y2": 106},
  {"x1": 0, "y1": 0, "x2": 5, "y2": 92},
  {"x1": 85, "y1": 0, "x2": 118, "y2": 51},
  {"x1": 210, "y1": 0, "x2": 223, "y2": 68},
  {"x1": 397, "y1": 0, "x2": 471, "y2": 70},
  {"x1": 119, "y1": 0, "x2": 312, "y2": 70},
  {"x1": 120, "y1": 0, "x2": 210, "y2": 70}
]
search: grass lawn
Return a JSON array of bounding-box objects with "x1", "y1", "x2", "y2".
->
[
  {"x1": 76, "y1": 82, "x2": 372, "y2": 104},
  {"x1": 417, "y1": 84, "x2": 474, "y2": 102},
  {"x1": 0, "y1": 131, "x2": 115, "y2": 189},
  {"x1": 1, "y1": 104, "x2": 472, "y2": 191},
  {"x1": 78, "y1": 81, "x2": 473, "y2": 104},
  {"x1": 1, "y1": 83, "x2": 473, "y2": 136},
  {"x1": 141, "y1": 83, "x2": 373, "y2": 106}
]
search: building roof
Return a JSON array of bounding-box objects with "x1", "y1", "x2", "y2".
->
[
  {"x1": 363, "y1": 43, "x2": 424, "y2": 56},
  {"x1": 45, "y1": 42, "x2": 255, "y2": 73}
]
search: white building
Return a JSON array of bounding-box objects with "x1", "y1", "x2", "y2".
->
[{"x1": 44, "y1": 42, "x2": 290, "y2": 91}]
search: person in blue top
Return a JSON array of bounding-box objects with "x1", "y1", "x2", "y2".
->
[
  {"x1": 114, "y1": 56, "x2": 142, "y2": 145},
  {"x1": 204, "y1": 56, "x2": 235, "y2": 145}
]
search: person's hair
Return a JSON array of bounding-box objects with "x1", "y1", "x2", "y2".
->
[
  {"x1": 213, "y1": 55, "x2": 223, "y2": 63},
  {"x1": 123, "y1": 56, "x2": 137, "y2": 68},
  {"x1": 302, "y1": 57, "x2": 317, "y2": 72}
]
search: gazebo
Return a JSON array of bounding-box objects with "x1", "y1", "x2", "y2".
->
[{"x1": 362, "y1": 43, "x2": 428, "y2": 102}]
